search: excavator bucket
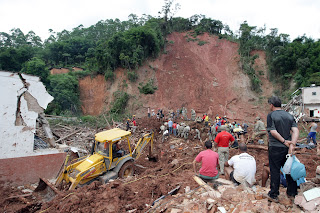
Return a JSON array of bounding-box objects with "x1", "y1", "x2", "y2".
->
[
  {"x1": 34, "y1": 178, "x2": 60, "y2": 202},
  {"x1": 148, "y1": 145, "x2": 158, "y2": 162}
]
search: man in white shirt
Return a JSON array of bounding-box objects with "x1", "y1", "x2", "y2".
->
[{"x1": 224, "y1": 143, "x2": 256, "y2": 187}]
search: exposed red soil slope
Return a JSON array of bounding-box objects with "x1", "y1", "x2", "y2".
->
[
  {"x1": 79, "y1": 75, "x2": 108, "y2": 115},
  {"x1": 79, "y1": 32, "x2": 272, "y2": 123},
  {"x1": 50, "y1": 68, "x2": 69, "y2": 75}
]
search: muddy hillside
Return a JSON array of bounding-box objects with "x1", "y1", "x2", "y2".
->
[{"x1": 79, "y1": 32, "x2": 273, "y2": 122}]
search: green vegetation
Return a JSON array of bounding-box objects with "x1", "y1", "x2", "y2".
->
[
  {"x1": 198, "y1": 40, "x2": 208, "y2": 46},
  {"x1": 138, "y1": 79, "x2": 157, "y2": 94},
  {"x1": 127, "y1": 70, "x2": 138, "y2": 82},
  {"x1": 2, "y1": 0, "x2": 320, "y2": 115},
  {"x1": 45, "y1": 73, "x2": 79, "y2": 115},
  {"x1": 109, "y1": 91, "x2": 129, "y2": 114}
]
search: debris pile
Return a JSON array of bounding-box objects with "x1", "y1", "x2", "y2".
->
[{"x1": 1, "y1": 116, "x2": 320, "y2": 212}]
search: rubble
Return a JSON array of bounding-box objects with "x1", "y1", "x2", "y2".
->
[{"x1": 0, "y1": 116, "x2": 319, "y2": 212}]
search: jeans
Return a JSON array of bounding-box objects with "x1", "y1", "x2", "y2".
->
[
  {"x1": 169, "y1": 127, "x2": 173, "y2": 134},
  {"x1": 173, "y1": 129, "x2": 177, "y2": 136},
  {"x1": 268, "y1": 146, "x2": 297, "y2": 198},
  {"x1": 307, "y1": 132, "x2": 317, "y2": 144}
]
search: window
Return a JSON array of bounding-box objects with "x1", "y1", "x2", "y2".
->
[{"x1": 312, "y1": 92, "x2": 316, "y2": 95}]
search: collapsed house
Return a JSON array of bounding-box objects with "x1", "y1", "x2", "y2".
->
[
  {"x1": 0, "y1": 71, "x2": 66, "y2": 185},
  {"x1": 285, "y1": 84, "x2": 320, "y2": 122}
]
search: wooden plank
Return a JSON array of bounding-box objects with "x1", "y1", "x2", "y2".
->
[
  {"x1": 55, "y1": 129, "x2": 81, "y2": 143},
  {"x1": 247, "y1": 144, "x2": 268, "y2": 151},
  {"x1": 193, "y1": 176, "x2": 221, "y2": 198}
]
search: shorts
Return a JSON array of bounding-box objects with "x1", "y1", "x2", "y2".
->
[{"x1": 230, "y1": 171, "x2": 240, "y2": 185}]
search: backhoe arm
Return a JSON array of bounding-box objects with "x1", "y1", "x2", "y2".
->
[{"x1": 132, "y1": 132, "x2": 154, "y2": 160}]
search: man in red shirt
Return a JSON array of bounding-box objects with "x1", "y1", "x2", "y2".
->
[
  {"x1": 132, "y1": 119, "x2": 137, "y2": 133},
  {"x1": 193, "y1": 141, "x2": 219, "y2": 182},
  {"x1": 172, "y1": 122, "x2": 177, "y2": 136},
  {"x1": 214, "y1": 126, "x2": 235, "y2": 175}
]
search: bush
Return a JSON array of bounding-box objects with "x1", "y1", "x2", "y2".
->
[
  {"x1": 198, "y1": 41, "x2": 207, "y2": 46},
  {"x1": 109, "y1": 91, "x2": 129, "y2": 114},
  {"x1": 80, "y1": 115, "x2": 97, "y2": 124},
  {"x1": 138, "y1": 79, "x2": 157, "y2": 94},
  {"x1": 127, "y1": 71, "x2": 138, "y2": 82},
  {"x1": 104, "y1": 69, "x2": 114, "y2": 81}
]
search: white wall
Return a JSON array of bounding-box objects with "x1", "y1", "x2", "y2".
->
[
  {"x1": 302, "y1": 86, "x2": 320, "y2": 104},
  {"x1": 0, "y1": 71, "x2": 58, "y2": 159}
]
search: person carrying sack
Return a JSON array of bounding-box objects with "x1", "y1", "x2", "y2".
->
[{"x1": 265, "y1": 96, "x2": 299, "y2": 203}]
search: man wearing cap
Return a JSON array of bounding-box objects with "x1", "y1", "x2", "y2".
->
[
  {"x1": 214, "y1": 125, "x2": 235, "y2": 175},
  {"x1": 251, "y1": 116, "x2": 268, "y2": 145}
]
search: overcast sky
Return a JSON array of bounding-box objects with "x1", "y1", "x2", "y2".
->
[{"x1": 1, "y1": 0, "x2": 319, "y2": 41}]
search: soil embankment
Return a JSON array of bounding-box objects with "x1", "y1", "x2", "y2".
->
[{"x1": 79, "y1": 32, "x2": 272, "y2": 122}]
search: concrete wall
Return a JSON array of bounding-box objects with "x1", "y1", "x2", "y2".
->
[
  {"x1": 0, "y1": 71, "x2": 56, "y2": 159},
  {"x1": 302, "y1": 86, "x2": 320, "y2": 104},
  {"x1": 305, "y1": 104, "x2": 320, "y2": 117},
  {"x1": 0, "y1": 152, "x2": 66, "y2": 186}
]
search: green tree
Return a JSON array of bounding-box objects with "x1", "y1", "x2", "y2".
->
[
  {"x1": 47, "y1": 73, "x2": 79, "y2": 114},
  {"x1": 21, "y1": 57, "x2": 49, "y2": 83}
]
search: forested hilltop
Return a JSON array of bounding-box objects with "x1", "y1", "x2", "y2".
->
[{"x1": 0, "y1": 1, "x2": 319, "y2": 118}]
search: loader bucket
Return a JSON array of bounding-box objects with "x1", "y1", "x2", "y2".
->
[{"x1": 34, "y1": 178, "x2": 60, "y2": 202}]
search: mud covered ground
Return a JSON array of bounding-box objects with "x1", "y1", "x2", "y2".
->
[{"x1": 1, "y1": 117, "x2": 319, "y2": 213}]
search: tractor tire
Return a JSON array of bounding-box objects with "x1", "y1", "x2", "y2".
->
[{"x1": 119, "y1": 161, "x2": 135, "y2": 178}]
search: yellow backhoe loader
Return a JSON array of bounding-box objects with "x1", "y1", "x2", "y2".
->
[{"x1": 55, "y1": 128, "x2": 154, "y2": 190}]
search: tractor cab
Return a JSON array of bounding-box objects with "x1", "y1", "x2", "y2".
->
[{"x1": 94, "y1": 128, "x2": 132, "y2": 170}]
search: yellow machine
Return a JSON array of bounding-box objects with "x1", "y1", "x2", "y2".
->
[{"x1": 56, "y1": 128, "x2": 154, "y2": 190}]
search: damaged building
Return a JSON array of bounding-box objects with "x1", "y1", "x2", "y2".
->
[
  {"x1": 0, "y1": 71, "x2": 66, "y2": 185},
  {"x1": 301, "y1": 84, "x2": 320, "y2": 118}
]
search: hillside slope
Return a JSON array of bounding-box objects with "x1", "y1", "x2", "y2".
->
[{"x1": 79, "y1": 32, "x2": 273, "y2": 122}]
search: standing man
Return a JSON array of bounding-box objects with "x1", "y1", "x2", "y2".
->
[
  {"x1": 224, "y1": 143, "x2": 256, "y2": 187},
  {"x1": 214, "y1": 126, "x2": 235, "y2": 175},
  {"x1": 204, "y1": 114, "x2": 209, "y2": 127},
  {"x1": 132, "y1": 119, "x2": 137, "y2": 133},
  {"x1": 307, "y1": 122, "x2": 317, "y2": 145},
  {"x1": 193, "y1": 141, "x2": 219, "y2": 182},
  {"x1": 266, "y1": 96, "x2": 299, "y2": 202},
  {"x1": 251, "y1": 117, "x2": 268, "y2": 145},
  {"x1": 168, "y1": 119, "x2": 173, "y2": 134},
  {"x1": 172, "y1": 121, "x2": 177, "y2": 136},
  {"x1": 126, "y1": 119, "x2": 130, "y2": 131},
  {"x1": 148, "y1": 107, "x2": 150, "y2": 118}
]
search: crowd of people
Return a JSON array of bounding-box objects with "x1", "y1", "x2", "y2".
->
[
  {"x1": 126, "y1": 96, "x2": 317, "y2": 204},
  {"x1": 193, "y1": 96, "x2": 307, "y2": 203}
]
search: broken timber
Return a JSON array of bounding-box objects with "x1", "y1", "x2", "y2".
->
[
  {"x1": 55, "y1": 129, "x2": 82, "y2": 143},
  {"x1": 193, "y1": 176, "x2": 221, "y2": 198}
]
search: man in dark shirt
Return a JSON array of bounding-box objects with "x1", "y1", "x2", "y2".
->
[{"x1": 266, "y1": 96, "x2": 299, "y2": 202}]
